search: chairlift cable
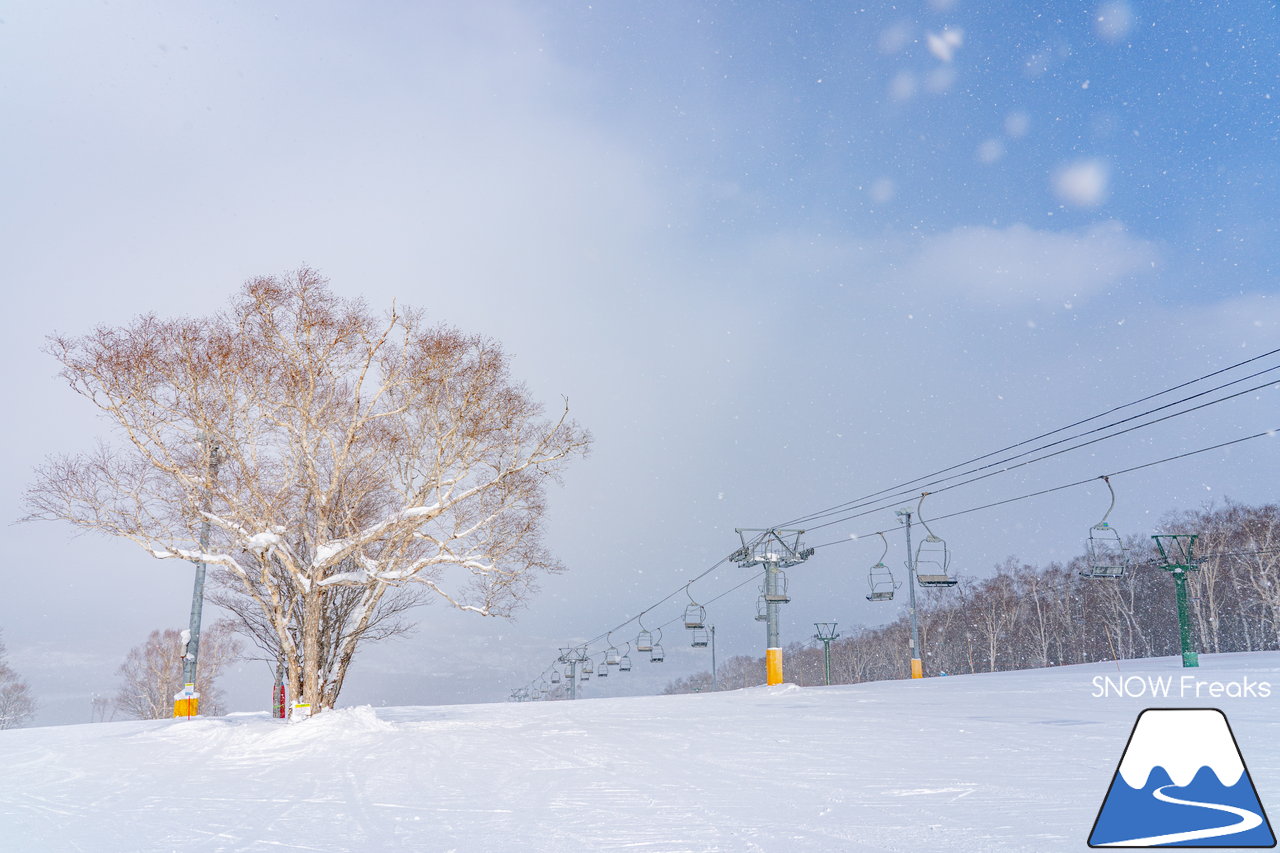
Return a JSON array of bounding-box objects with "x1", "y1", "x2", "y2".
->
[
  {"x1": 800, "y1": 381, "x2": 1279, "y2": 535},
  {"x1": 776, "y1": 356, "x2": 1280, "y2": 529},
  {"x1": 805, "y1": 425, "x2": 1278, "y2": 550}
]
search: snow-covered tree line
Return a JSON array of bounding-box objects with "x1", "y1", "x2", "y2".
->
[
  {"x1": 664, "y1": 500, "x2": 1280, "y2": 692},
  {"x1": 24, "y1": 270, "x2": 590, "y2": 714}
]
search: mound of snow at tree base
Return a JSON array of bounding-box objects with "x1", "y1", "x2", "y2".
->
[{"x1": 2, "y1": 653, "x2": 1277, "y2": 853}]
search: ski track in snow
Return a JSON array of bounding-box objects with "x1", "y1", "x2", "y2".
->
[{"x1": 0, "y1": 652, "x2": 1277, "y2": 852}]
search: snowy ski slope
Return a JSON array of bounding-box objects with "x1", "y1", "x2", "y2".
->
[{"x1": 1, "y1": 652, "x2": 1277, "y2": 852}]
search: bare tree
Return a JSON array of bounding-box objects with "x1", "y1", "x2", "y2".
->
[
  {"x1": 1009, "y1": 561, "x2": 1074, "y2": 668},
  {"x1": 968, "y1": 563, "x2": 1023, "y2": 671},
  {"x1": 661, "y1": 670, "x2": 716, "y2": 695},
  {"x1": 1177, "y1": 500, "x2": 1280, "y2": 650},
  {"x1": 0, "y1": 632, "x2": 37, "y2": 729},
  {"x1": 24, "y1": 270, "x2": 591, "y2": 713},
  {"x1": 114, "y1": 623, "x2": 242, "y2": 719}
]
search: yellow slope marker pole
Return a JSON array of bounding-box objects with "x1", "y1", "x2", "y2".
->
[
  {"x1": 173, "y1": 683, "x2": 199, "y2": 718},
  {"x1": 766, "y1": 647, "x2": 783, "y2": 685}
]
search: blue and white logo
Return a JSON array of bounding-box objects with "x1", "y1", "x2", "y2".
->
[{"x1": 1089, "y1": 708, "x2": 1275, "y2": 847}]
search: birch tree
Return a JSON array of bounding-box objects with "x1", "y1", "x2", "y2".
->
[
  {"x1": 1205, "y1": 502, "x2": 1280, "y2": 647},
  {"x1": 24, "y1": 269, "x2": 591, "y2": 713},
  {"x1": 0, "y1": 632, "x2": 37, "y2": 729},
  {"x1": 115, "y1": 623, "x2": 242, "y2": 719}
]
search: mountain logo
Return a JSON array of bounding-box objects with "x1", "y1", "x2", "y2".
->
[{"x1": 1089, "y1": 708, "x2": 1275, "y2": 848}]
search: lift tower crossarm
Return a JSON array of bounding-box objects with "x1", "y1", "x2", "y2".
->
[{"x1": 733, "y1": 528, "x2": 813, "y2": 685}]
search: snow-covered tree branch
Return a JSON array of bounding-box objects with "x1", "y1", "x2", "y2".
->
[{"x1": 23, "y1": 268, "x2": 592, "y2": 712}]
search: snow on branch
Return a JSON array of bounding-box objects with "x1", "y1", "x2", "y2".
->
[
  {"x1": 318, "y1": 569, "x2": 369, "y2": 587},
  {"x1": 149, "y1": 546, "x2": 248, "y2": 577},
  {"x1": 310, "y1": 503, "x2": 442, "y2": 571}
]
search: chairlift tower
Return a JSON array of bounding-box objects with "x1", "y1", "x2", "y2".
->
[
  {"x1": 814, "y1": 623, "x2": 839, "y2": 686},
  {"x1": 895, "y1": 508, "x2": 924, "y2": 679},
  {"x1": 733, "y1": 528, "x2": 814, "y2": 686},
  {"x1": 175, "y1": 435, "x2": 222, "y2": 718},
  {"x1": 1153, "y1": 534, "x2": 1201, "y2": 668},
  {"x1": 710, "y1": 625, "x2": 717, "y2": 690},
  {"x1": 557, "y1": 647, "x2": 588, "y2": 699}
]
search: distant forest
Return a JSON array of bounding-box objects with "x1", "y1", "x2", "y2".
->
[{"x1": 662, "y1": 500, "x2": 1280, "y2": 694}]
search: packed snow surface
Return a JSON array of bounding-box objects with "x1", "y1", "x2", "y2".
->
[{"x1": 1, "y1": 652, "x2": 1277, "y2": 852}]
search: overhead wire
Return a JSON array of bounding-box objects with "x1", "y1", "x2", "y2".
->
[
  {"x1": 797, "y1": 377, "x2": 1279, "y2": 535},
  {"x1": 807, "y1": 426, "x2": 1277, "y2": 550},
  {"x1": 775, "y1": 345, "x2": 1280, "y2": 528},
  {"x1": 786, "y1": 366, "x2": 1280, "y2": 533}
]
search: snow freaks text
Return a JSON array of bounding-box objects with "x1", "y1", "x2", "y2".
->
[{"x1": 1091, "y1": 675, "x2": 1272, "y2": 700}]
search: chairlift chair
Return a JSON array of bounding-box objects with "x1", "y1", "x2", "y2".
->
[
  {"x1": 581, "y1": 658, "x2": 594, "y2": 679},
  {"x1": 867, "y1": 562, "x2": 898, "y2": 600},
  {"x1": 550, "y1": 670, "x2": 562, "y2": 685},
  {"x1": 649, "y1": 629, "x2": 665, "y2": 662},
  {"x1": 605, "y1": 633, "x2": 621, "y2": 666},
  {"x1": 754, "y1": 593, "x2": 768, "y2": 622},
  {"x1": 763, "y1": 570, "x2": 791, "y2": 602},
  {"x1": 1082, "y1": 476, "x2": 1129, "y2": 579},
  {"x1": 915, "y1": 493, "x2": 958, "y2": 587},
  {"x1": 690, "y1": 627, "x2": 709, "y2": 647},
  {"x1": 866, "y1": 532, "x2": 900, "y2": 601},
  {"x1": 915, "y1": 537, "x2": 957, "y2": 587},
  {"x1": 596, "y1": 655, "x2": 609, "y2": 678},
  {"x1": 683, "y1": 583, "x2": 707, "y2": 628},
  {"x1": 619, "y1": 650, "x2": 633, "y2": 672},
  {"x1": 636, "y1": 613, "x2": 654, "y2": 652}
]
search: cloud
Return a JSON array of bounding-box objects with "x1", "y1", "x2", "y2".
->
[{"x1": 898, "y1": 222, "x2": 1158, "y2": 306}]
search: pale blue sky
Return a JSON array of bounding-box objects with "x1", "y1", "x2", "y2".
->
[{"x1": 2, "y1": 1, "x2": 1276, "y2": 723}]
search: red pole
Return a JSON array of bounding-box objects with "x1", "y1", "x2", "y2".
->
[{"x1": 273, "y1": 663, "x2": 286, "y2": 718}]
